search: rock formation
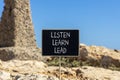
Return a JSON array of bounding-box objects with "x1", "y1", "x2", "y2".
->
[
  {"x1": 0, "y1": 0, "x2": 36, "y2": 47},
  {"x1": 79, "y1": 44, "x2": 120, "y2": 68},
  {"x1": 0, "y1": 0, "x2": 41, "y2": 61}
]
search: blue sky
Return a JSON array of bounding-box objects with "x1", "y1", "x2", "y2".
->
[{"x1": 0, "y1": 0, "x2": 120, "y2": 49}]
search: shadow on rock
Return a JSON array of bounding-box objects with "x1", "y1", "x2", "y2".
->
[{"x1": 0, "y1": 49, "x2": 15, "y2": 61}]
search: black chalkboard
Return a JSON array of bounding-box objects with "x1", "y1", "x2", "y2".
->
[{"x1": 42, "y1": 30, "x2": 79, "y2": 56}]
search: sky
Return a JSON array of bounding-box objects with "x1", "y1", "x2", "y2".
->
[{"x1": 0, "y1": 0, "x2": 120, "y2": 49}]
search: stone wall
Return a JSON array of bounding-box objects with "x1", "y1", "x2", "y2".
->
[
  {"x1": 0, "y1": 0, "x2": 36, "y2": 47},
  {"x1": 0, "y1": 0, "x2": 41, "y2": 61}
]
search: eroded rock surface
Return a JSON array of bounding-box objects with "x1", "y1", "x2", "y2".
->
[
  {"x1": 0, "y1": 60, "x2": 120, "y2": 80},
  {"x1": 79, "y1": 44, "x2": 120, "y2": 68},
  {"x1": 0, "y1": 0, "x2": 41, "y2": 61}
]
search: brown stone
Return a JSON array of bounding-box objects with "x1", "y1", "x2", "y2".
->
[
  {"x1": 0, "y1": 0, "x2": 41, "y2": 61},
  {"x1": 0, "y1": 0, "x2": 36, "y2": 47}
]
